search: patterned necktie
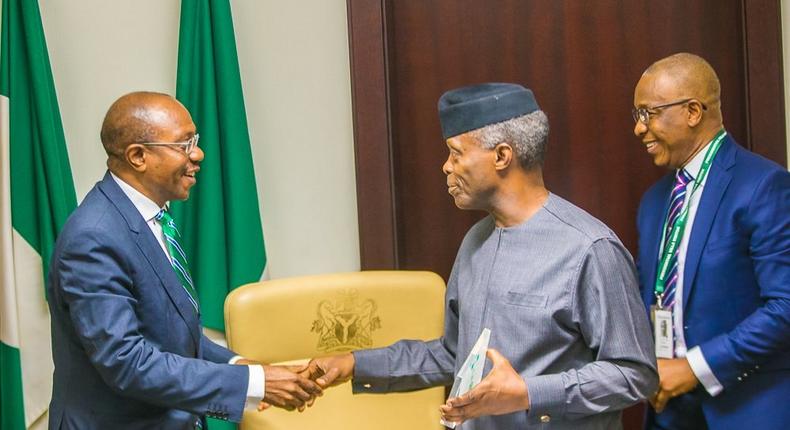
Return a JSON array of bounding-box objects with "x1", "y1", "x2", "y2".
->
[
  {"x1": 155, "y1": 209, "x2": 199, "y2": 312},
  {"x1": 660, "y1": 168, "x2": 693, "y2": 309}
]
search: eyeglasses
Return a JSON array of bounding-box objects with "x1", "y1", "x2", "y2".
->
[
  {"x1": 632, "y1": 99, "x2": 706, "y2": 124},
  {"x1": 141, "y1": 134, "x2": 200, "y2": 154}
]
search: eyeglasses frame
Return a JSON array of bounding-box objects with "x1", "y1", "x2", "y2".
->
[
  {"x1": 632, "y1": 99, "x2": 707, "y2": 124},
  {"x1": 140, "y1": 133, "x2": 200, "y2": 155}
]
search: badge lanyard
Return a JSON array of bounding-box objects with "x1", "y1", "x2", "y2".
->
[{"x1": 653, "y1": 129, "x2": 727, "y2": 308}]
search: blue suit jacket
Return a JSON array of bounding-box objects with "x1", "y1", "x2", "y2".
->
[
  {"x1": 47, "y1": 172, "x2": 249, "y2": 429},
  {"x1": 636, "y1": 136, "x2": 790, "y2": 428}
]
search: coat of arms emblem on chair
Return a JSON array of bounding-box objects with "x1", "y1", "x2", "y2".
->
[{"x1": 311, "y1": 289, "x2": 382, "y2": 352}]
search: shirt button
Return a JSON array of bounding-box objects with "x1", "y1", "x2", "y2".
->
[
  {"x1": 363, "y1": 383, "x2": 372, "y2": 389},
  {"x1": 540, "y1": 415, "x2": 551, "y2": 423}
]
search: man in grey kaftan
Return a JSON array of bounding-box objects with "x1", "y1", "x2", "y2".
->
[
  {"x1": 353, "y1": 194, "x2": 656, "y2": 429},
  {"x1": 305, "y1": 83, "x2": 657, "y2": 429}
]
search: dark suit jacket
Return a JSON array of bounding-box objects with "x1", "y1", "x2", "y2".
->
[
  {"x1": 47, "y1": 172, "x2": 249, "y2": 429},
  {"x1": 636, "y1": 136, "x2": 790, "y2": 428}
]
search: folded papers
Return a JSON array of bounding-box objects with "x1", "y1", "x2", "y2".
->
[{"x1": 440, "y1": 328, "x2": 491, "y2": 429}]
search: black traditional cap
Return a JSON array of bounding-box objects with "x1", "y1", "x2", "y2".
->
[{"x1": 438, "y1": 83, "x2": 539, "y2": 139}]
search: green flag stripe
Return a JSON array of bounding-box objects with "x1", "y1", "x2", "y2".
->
[
  {"x1": 0, "y1": 342, "x2": 25, "y2": 429},
  {"x1": 1, "y1": 0, "x2": 77, "y2": 428},
  {"x1": 173, "y1": 0, "x2": 266, "y2": 335},
  {"x1": 0, "y1": 0, "x2": 76, "y2": 275}
]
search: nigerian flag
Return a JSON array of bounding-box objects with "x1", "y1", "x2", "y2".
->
[
  {"x1": 175, "y1": 2, "x2": 265, "y2": 426},
  {"x1": 0, "y1": 0, "x2": 77, "y2": 429},
  {"x1": 174, "y1": 1, "x2": 266, "y2": 333}
]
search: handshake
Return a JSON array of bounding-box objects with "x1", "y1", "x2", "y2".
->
[
  {"x1": 244, "y1": 353, "x2": 356, "y2": 412},
  {"x1": 242, "y1": 348, "x2": 530, "y2": 426}
]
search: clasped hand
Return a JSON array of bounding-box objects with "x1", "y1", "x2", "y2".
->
[
  {"x1": 248, "y1": 354, "x2": 353, "y2": 413},
  {"x1": 260, "y1": 364, "x2": 325, "y2": 412},
  {"x1": 298, "y1": 353, "x2": 354, "y2": 388},
  {"x1": 253, "y1": 349, "x2": 531, "y2": 424},
  {"x1": 235, "y1": 359, "x2": 323, "y2": 412},
  {"x1": 650, "y1": 358, "x2": 699, "y2": 413}
]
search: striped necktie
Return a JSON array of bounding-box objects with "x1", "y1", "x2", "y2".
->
[
  {"x1": 155, "y1": 209, "x2": 199, "y2": 312},
  {"x1": 660, "y1": 168, "x2": 693, "y2": 309}
]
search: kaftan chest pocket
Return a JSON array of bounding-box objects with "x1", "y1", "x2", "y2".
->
[
  {"x1": 489, "y1": 290, "x2": 556, "y2": 352},
  {"x1": 504, "y1": 291, "x2": 548, "y2": 308}
]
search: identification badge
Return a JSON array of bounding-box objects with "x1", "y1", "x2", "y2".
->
[{"x1": 653, "y1": 308, "x2": 674, "y2": 359}]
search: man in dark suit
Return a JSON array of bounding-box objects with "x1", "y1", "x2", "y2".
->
[
  {"x1": 47, "y1": 92, "x2": 321, "y2": 429},
  {"x1": 633, "y1": 53, "x2": 790, "y2": 429}
]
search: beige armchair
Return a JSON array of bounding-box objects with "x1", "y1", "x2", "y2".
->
[{"x1": 224, "y1": 270, "x2": 448, "y2": 430}]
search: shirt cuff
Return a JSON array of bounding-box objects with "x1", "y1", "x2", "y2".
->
[
  {"x1": 686, "y1": 346, "x2": 723, "y2": 396},
  {"x1": 525, "y1": 373, "x2": 567, "y2": 423},
  {"x1": 245, "y1": 364, "x2": 266, "y2": 410},
  {"x1": 351, "y1": 349, "x2": 391, "y2": 394},
  {"x1": 228, "y1": 355, "x2": 243, "y2": 365}
]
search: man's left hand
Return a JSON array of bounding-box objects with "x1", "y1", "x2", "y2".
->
[
  {"x1": 650, "y1": 358, "x2": 699, "y2": 413},
  {"x1": 439, "y1": 349, "x2": 529, "y2": 426}
]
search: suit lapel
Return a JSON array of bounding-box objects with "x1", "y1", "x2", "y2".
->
[
  {"x1": 643, "y1": 174, "x2": 674, "y2": 306},
  {"x1": 97, "y1": 172, "x2": 201, "y2": 349},
  {"x1": 135, "y1": 228, "x2": 201, "y2": 347},
  {"x1": 682, "y1": 137, "x2": 736, "y2": 310}
]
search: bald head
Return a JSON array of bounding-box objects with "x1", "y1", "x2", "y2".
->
[
  {"x1": 633, "y1": 53, "x2": 726, "y2": 169},
  {"x1": 642, "y1": 53, "x2": 722, "y2": 116},
  {"x1": 100, "y1": 91, "x2": 190, "y2": 157}
]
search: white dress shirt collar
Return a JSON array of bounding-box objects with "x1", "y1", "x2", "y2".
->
[
  {"x1": 109, "y1": 172, "x2": 166, "y2": 221},
  {"x1": 681, "y1": 140, "x2": 711, "y2": 181}
]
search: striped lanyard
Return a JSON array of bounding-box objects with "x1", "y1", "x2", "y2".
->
[{"x1": 654, "y1": 129, "x2": 727, "y2": 305}]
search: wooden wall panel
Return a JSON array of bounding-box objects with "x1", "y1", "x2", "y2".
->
[
  {"x1": 383, "y1": 0, "x2": 753, "y2": 277},
  {"x1": 347, "y1": 0, "x2": 398, "y2": 269},
  {"x1": 349, "y1": 0, "x2": 786, "y2": 275},
  {"x1": 742, "y1": 0, "x2": 787, "y2": 162}
]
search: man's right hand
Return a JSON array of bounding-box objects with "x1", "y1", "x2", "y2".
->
[
  {"x1": 261, "y1": 364, "x2": 323, "y2": 411},
  {"x1": 300, "y1": 353, "x2": 355, "y2": 388}
]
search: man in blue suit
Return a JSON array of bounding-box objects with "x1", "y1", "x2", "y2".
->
[
  {"x1": 633, "y1": 53, "x2": 790, "y2": 429},
  {"x1": 47, "y1": 92, "x2": 321, "y2": 429}
]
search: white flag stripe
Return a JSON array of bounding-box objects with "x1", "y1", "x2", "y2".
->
[
  {"x1": 14, "y1": 229, "x2": 54, "y2": 425},
  {"x1": 1, "y1": 93, "x2": 55, "y2": 427},
  {"x1": 0, "y1": 93, "x2": 20, "y2": 348}
]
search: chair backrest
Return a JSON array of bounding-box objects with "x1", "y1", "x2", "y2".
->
[{"x1": 224, "y1": 270, "x2": 447, "y2": 430}]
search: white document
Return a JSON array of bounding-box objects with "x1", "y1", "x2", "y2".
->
[{"x1": 440, "y1": 328, "x2": 491, "y2": 429}]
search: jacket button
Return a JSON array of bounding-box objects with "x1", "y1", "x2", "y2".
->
[
  {"x1": 540, "y1": 415, "x2": 551, "y2": 423},
  {"x1": 737, "y1": 377, "x2": 742, "y2": 382}
]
